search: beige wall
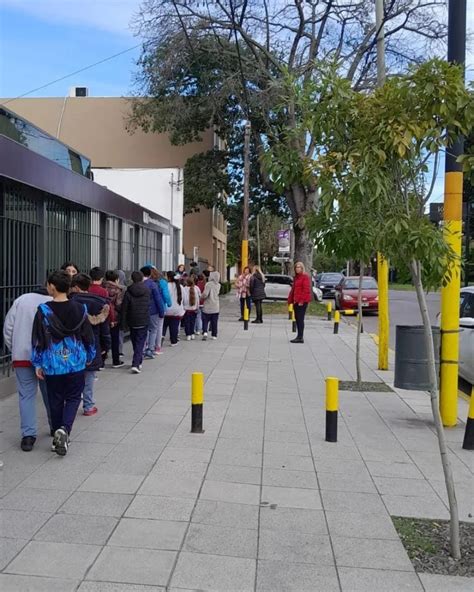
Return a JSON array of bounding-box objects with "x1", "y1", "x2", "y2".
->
[{"x1": 3, "y1": 97, "x2": 226, "y2": 269}]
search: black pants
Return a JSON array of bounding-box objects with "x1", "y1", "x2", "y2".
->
[
  {"x1": 130, "y1": 326, "x2": 147, "y2": 367},
  {"x1": 294, "y1": 303, "x2": 308, "y2": 338},
  {"x1": 184, "y1": 311, "x2": 197, "y2": 336},
  {"x1": 45, "y1": 370, "x2": 85, "y2": 434},
  {"x1": 202, "y1": 312, "x2": 219, "y2": 337},
  {"x1": 110, "y1": 324, "x2": 121, "y2": 365},
  {"x1": 253, "y1": 299, "x2": 263, "y2": 322},
  {"x1": 163, "y1": 317, "x2": 181, "y2": 344},
  {"x1": 240, "y1": 296, "x2": 251, "y2": 318}
]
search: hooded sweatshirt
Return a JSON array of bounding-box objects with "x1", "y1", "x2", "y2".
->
[
  {"x1": 3, "y1": 291, "x2": 52, "y2": 366},
  {"x1": 121, "y1": 282, "x2": 151, "y2": 329},
  {"x1": 164, "y1": 281, "x2": 185, "y2": 318},
  {"x1": 202, "y1": 271, "x2": 221, "y2": 314}
]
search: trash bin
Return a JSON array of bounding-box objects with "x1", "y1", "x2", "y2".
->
[{"x1": 394, "y1": 325, "x2": 441, "y2": 390}]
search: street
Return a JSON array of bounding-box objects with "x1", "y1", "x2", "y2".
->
[{"x1": 341, "y1": 290, "x2": 441, "y2": 348}]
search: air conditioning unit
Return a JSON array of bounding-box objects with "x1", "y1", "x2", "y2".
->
[{"x1": 69, "y1": 86, "x2": 89, "y2": 97}]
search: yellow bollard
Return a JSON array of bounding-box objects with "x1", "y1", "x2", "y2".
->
[
  {"x1": 333, "y1": 311, "x2": 340, "y2": 334},
  {"x1": 191, "y1": 372, "x2": 204, "y2": 433},
  {"x1": 325, "y1": 377, "x2": 338, "y2": 442},
  {"x1": 462, "y1": 389, "x2": 474, "y2": 450},
  {"x1": 327, "y1": 301, "x2": 332, "y2": 321},
  {"x1": 243, "y1": 303, "x2": 249, "y2": 331},
  {"x1": 288, "y1": 302, "x2": 294, "y2": 320}
]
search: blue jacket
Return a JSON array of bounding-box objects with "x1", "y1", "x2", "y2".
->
[
  {"x1": 159, "y1": 278, "x2": 172, "y2": 308},
  {"x1": 144, "y1": 278, "x2": 165, "y2": 317}
]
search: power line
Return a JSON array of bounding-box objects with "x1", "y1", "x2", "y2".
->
[{"x1": 3, "y1": 43, "x2": 145, "y2": 104}]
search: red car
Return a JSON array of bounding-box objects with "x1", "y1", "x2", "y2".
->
[{"x1": 335, "y1": 276, "x2": 379, "y2": 313}]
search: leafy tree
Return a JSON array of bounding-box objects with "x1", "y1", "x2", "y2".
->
[{"x1": 130, "y1": 0, "x2": 447, "y2": 270}]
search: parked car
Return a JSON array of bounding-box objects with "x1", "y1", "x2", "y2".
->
[
  {"x1": 459, "y1": 287, "x2": 474, "y2": 385},
  {"x1": 335, "y1": 276, "x2": 379, "y2": 313},
  {"x1": 264, "y1": 274, "x2": 323, "y2": 302},
  {"x1": 316, "y1": 272, "x2": 344, "y2": 298}
]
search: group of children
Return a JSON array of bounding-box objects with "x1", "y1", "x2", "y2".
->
[{"x1": 3, "y1": 261, "x2": 221, "y2": 457}]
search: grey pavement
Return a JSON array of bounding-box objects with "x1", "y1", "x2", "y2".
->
[{"x1": 0, "y1": 300, "x2": 472, "y2": 592}]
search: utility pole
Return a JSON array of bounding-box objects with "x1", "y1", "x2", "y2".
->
[
  {"x1": 440, "y1": 0, "x2": 466, "y2": 427},
  {"x1": 257, "y1": 213, "x2": 261, "y2": 268},
  {"x1": 375, "y1": 0, "x2": 389, "y2": 371},
  {"x1": 241, "y1": 121, "x2": 251, "y2": 271}
]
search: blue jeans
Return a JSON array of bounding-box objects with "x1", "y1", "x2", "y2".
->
[
  {"x1": 130, "y1": 327, "x2": 147, "y2": 367},
  {"x1": 146, "y1": 314, "x2": 160, "y2": 355},
  {"x1": 154, "y1": 316, "x2": 164, "y2": 351},
  {"x1": 195, "y1": 307, "x2": 203, "y2": 333},
  {"x1": 15, "y1": 366, "x2": 51, "y2": 437},
  {"x1": 83, "y1": 371, "x2": 96, "y2": 411}
]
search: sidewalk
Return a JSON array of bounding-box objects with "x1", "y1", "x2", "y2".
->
[{"x1": 0, "y1": 303, "x2": 472, "y2": 592}]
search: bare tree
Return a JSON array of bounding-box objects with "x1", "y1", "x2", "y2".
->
[{"x1": 130, "y1": 0, "x2": 447, "y2": 269}]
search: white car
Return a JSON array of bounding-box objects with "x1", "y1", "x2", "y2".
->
[
  {"x1": 264, "y1": 274, "x2": 322, "y2": 302},
  {"x1": 459, "y1": 287, "x2": 474, "y2": 385}
]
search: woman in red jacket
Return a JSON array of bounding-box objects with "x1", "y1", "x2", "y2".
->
[{"x1": 288, "y1": 261, "x2": 312, "y2": 343}]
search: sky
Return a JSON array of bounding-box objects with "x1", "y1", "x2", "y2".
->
[{"x1": 0, "y1": 0, "x2": 473, "y2": 204}]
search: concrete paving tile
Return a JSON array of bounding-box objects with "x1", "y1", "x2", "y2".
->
[
  {"x1": 206, "y1": 463, "x2": 261, "y2": 485},
  {"x1": 159, "y1": 447, "x2": 213, "y2": 463},
  {"x1": 21, "y1": 469, "x2": 91, "y2": 490},
  {"x1": 314, "y1": 458, "x2": 370, "y2": 476},
  {"x1": 321, "y1": 490, "x2": 388, "y2": 515},
  {"x1": 332, "y1": 536, "x2": 414, "y2": 571},
  {"x1": 59, "y1": 491, "x2": 133, "y2": 517},
  {"x1": 108, "y1": 517, "x2": 186, "y2": 550},
  {"x1": 262, "y1": 468, "x2": 318, "y2": 489},
  {"x1": 153, "y1": 459, "x2": 208, "y2": 476},
  {"x1": 418, "y1": 573, "x2": 474, "y2": 591},
  {"x1": 256, "y1": 560, "x2": 339, "y2": 591},
  {"x1": 200, "y1": 479, "x2": 261, "y2": 505},
  {"x1": 259, "y1": 529, "x2": 333, "y2": 565},
  {"x1": 259, "y1": 506, "x2": 327, "y2": 535},
  {"x1": 171, "y1": 551, "x2": 256, "y2": 592},
  {"x1": 138, "y1": 471, "x2": 203, "y2": 498},
  {"x1": 264, "y1": 429, "x2": 309, "y2": 443},
  {"x1": 366, "y1": 460, "x2": 425, "y2": 479},
  {"x1": 0, "y1": 538, "x2": 28, "y2": 570},
  {"x1": 5, "y1": 541, "x2": 101, "y2": 579},
  {"x1": 382, "y1": 493, "x2": 449, "y2": 519},
  {"x1": 184, "y1": 523, "x2": 258, "y2": 558},
  {"x1": 374, "y1": 476, "x2": 436, "y2": 497},
  {"x1": 325, "y1": 510, "x2": 398, "y2": 539},
  {"x1": 212, "y1": 448, "x2": 263, "y2": 468},
  {"x1": 34, "y1": 514, "x2": 118, "y2": 545},
  {"x1": 0, "y1": 509, "x2": 51, "y2": 538},
  {"x1": 0, "y1": 574, "x2": 79, "y2": 592},
  {"x1": 86, "y1": 547, "x2": 176, "y2": 586},
  {"x1": 0, "y1": 487, "x2": 71, "y2": 512},
  {"x1": 192, "y1": 500, "x2": 259, "y2": 530},
  {"x1": 79, "y1": 473, "x2": 144, "y2": 494},
  {"x1": 261, "y1": 486, "x2": 322, "y2": 510},
  {"x1": 263, "y1": 454, "x2": 314, "y2": 471},
  {"x1": 318, "y1": 471, "x2": 377, "y2": 493},
  {"x1": 309, "y1": 443, "x2": 361, "y2": 460},
  {"x1": 338, "y1": 567, "x2": 423, "y2": 591},
  {"x1": 125, "y1": 495, "x2": 195, "y2": 521},
  {"x1": 264, "y1": 441, "x2": 311, "y2": 457},
  {"x1": 214, "y1": 437, "x2": 262, "y2": 454},
  {"x1": 79, "y1": 583, "x2": 164, "y2": 591}
]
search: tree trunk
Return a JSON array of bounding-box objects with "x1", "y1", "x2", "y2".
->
[
  {"x1": 356, "y1": 261, "x2": 364, "y2": 385},
  {"x1": 293, "y1": 223, "x2": 313, "y2": 272},
  {"x1": 410, "y1": 259, "x2": 461, "y2": 560}
]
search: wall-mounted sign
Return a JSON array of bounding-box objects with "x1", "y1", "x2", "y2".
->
[
  {"x1": 143, "y1": 211, "x2": 169, "y2": 232},
  {"x1": 276, "y1": 229, "x2": 291, "y2": 253}
]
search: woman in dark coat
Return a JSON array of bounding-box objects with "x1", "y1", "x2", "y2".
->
[{"x1": 249, "y1": 265, "x2": 266, "y2": 324}]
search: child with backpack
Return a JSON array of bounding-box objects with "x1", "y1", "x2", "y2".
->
[
  {"x1": 120, "y1": 271, "x2": 151, "y2": 373},
  {"x1": 31, "y1": 271, "x2": 95, "y2": 456}
]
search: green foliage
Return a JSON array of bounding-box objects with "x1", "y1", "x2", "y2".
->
[
  {"x1": 220, "y1": 281, "x2": 231, "y2": 295},
  {"x1": 183, "y1": 149, "x2": 230, "y2": 214}
]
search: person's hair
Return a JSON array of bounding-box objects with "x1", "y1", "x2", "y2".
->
[
  {"x1": 243, "y1": 266, "x2": 250, "y2": 274},
  {"x1": 203, "y1": 269, "x2": 210, "y2": 279},
  {"x1": 60, "y1": 261, "x2": 79, "y2": 274},
  {"x1": 253, "y1": 265, "x2": 266, "y2": 282},
  {"x1": 105, "y1": 270, "x2": 119, "y2": 282},
  {"x1": 197, "y1": 273, "x2": 205, "y2": 282},
  {"x1": 71, "y1": 273, "x2": 91, "y2": 291},
  {"x1": 294, "y1": 261, "x2": 306, "y2": 274},
  {"x1": 131, "y1": 271, "x2": 144, "y2": 283},
  {"x1": 47, "y1": 270, "x2": 71, "y2": 294},
  {"x1": 177, "y1": 264, "x2": 185, "y2": 272},
  {"x1": 150, "y1": 268, "x2": 160, "y2": 281},
  {"x1": 89, "y1": 267, "x2": 104, "y2": 282},
  {"x1": 167, "y1": 271, "x2": 182, "y2": 304},
  {"x1": 190, "y1": 261, "x2": 198, "y2": 267},
  {"x1": 140, "y1": 266, "x2": 152, "y2": 278},
  {"x1": 187, "y1": 277, "x2": 196, "y2": 307}
]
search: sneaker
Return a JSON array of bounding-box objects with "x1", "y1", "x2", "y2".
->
[
  {"x1": 170, "y1": 343, "x2": 178, "y2": 347},
  {"x1": 98, "y1": 366, "x2": 104, "y2": 371},
  {"x1": 83, "y1": 406, "x2": 98, "y2": 416},
  {"x1": 186, "y1": 336, "x2": 191, "y2": 341},
  {"x1": 21, "y1": 436, "x2": 36, "y2": 452},
  {"x1": 131, "y1": 366, "x2": 141, "y2": 374},
  {"x1": 194, "y1": 331, "x2": 200, "y2": 335},
  {"x1": 202, "y1": 333, "x2": 208, "y2": 341},
  {"x1": 290, "y1": 337, "x2": 304, "y2": 344},
  {"x1": 53, "y1": 428, "x2": 68, "y2": 456},
  {"x1": 119, "y1": 352, "x2": 124, "y2": 358},
  {"x1": 154, "y1": 348, "x2": 163, "y2": 355},
  {"x1": 212, "y1": 336, "x2": 217, "y2": 340},
  {"x1": 191, "y1": 335, "x2": 195, "y2": 340},
  {"x1": 112, "y1": 361, "x2": 125, "y2": 368},
  {"x1": 144, "y1": 351, "x2": 155, "y2": 360}
]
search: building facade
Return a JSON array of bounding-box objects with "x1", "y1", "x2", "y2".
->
[{"x1": 4, "y1": 96, "x2": 227, "y2": 277}]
